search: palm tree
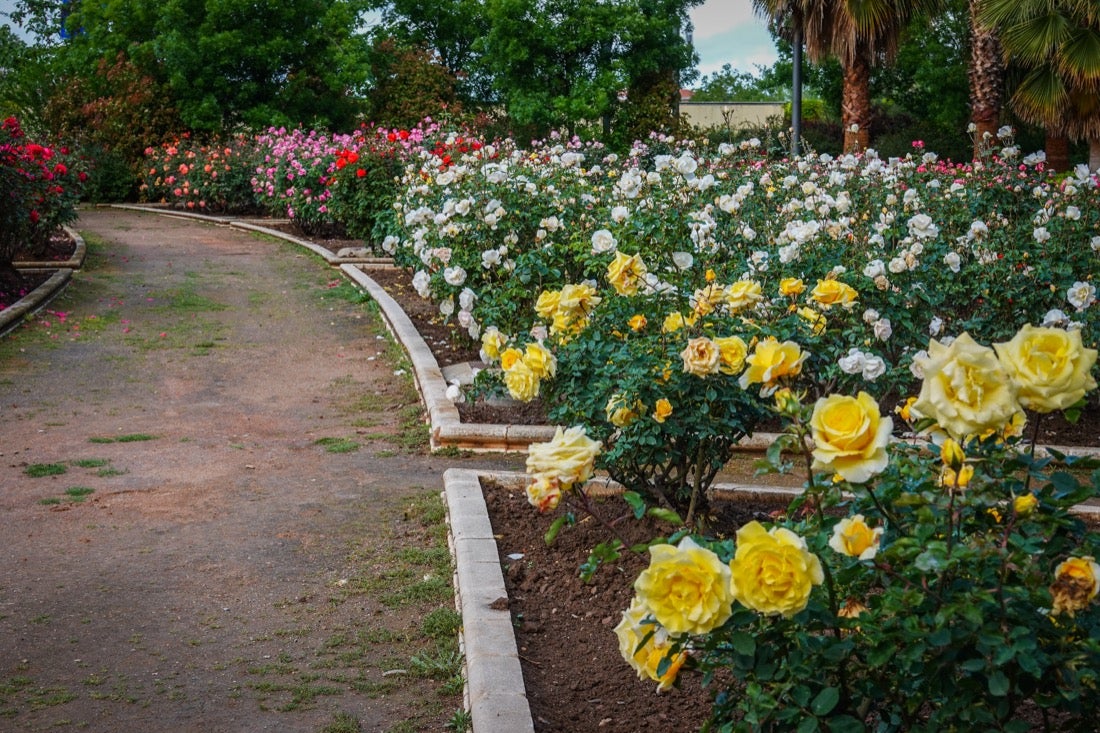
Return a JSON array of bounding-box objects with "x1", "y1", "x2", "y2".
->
[
  {"x1": 968, "y1": 0, "x2": 1005, "y2": 159},
  {"x1": 753, "y1": 0, "x2": 943, "y2": 152},
  {"x1": 979, "y1": 0, "x2": 1100, "y2": 170}
]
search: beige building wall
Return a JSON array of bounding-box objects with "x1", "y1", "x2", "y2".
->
[{"x1": 680, "y1": 101, "x2": 786, "y2": 131}]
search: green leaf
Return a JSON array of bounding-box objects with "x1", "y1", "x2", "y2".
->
[
  {"x1": 730, "y1": 632, "x2": 756, "y2": 656},
  {"x1": 796, "y1": 717, "x2": 820, "y2": 733},
  {"x1": 647, "y1": 507, "x2": 683, "y2": 525},
  {"x1": 988, "y1": 669, "x2": 1010, "y2": 697},
  {"x1": 544, "y1": 514, "x2": 569, "y2": 545},
  {"x1": 811, "y1": 686, "x2": 840, "y2": 716},
  {"x1": 622, "y1": 490, "x2": 646, "y2": 519},
  {"x1": 826, "y1": 715, "x2": 866, "y2": 733}
]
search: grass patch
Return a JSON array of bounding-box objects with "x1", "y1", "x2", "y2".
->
[
  {"x1": 88, "y1": 433, "x2": 158, "y2": 444},
  {"x1": 63, "y1": 487, "x2": 95, "y2": 502},
  {"x1": 70, "y1": 458, "x2": 109, "y2": 468},
  {"x1": 321, "y1": 712, "x2": 362, "y2": 733},
  {"x1": 24, "y1": 463, "x2": 67, "y2": 478},
  {"x1": 314, "y1": 437, "x2": 360, "y2": 454},
  {"x1": 97, "y1": 467, "x2": 127, "y2": 477},
  {"x1": 420, "y1": 607, "x2": 461, "y2": 640}
]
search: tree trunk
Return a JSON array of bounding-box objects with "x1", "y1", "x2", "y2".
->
[
  {"x1": 1091, "y1": 138, "x2": 1100, "y2": 172},
  {"x1": 1046, "y1": 134, "x2": 1070, "y2": 173},
  {"x1": 841, "y1": 50, "x2": 872, "y2": 153},
  {"x1": 968, "y1": 0, "x2": 1004, "y2": 161}
]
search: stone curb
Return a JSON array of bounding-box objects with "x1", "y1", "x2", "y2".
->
[
  {"x1": 0, "y1": 226, "x2": 84, "y2": 338},
  {"x1": 12, "y1": 226, "x2": 88, "y2": 270}
]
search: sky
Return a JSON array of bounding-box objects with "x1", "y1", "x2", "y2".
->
[{"x1": 0, "y1": 0, "x2": 779, "y2": 83}]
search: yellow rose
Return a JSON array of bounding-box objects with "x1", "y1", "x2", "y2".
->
[
  {"x1": 606, "y1": 394, "x2": 643, "y2": 427},
  {"x1": 940, "y1": 464, "x2": 974, "y2": 488},
  {"x1": 525, "y1": 476, "x2": 562, "y2": 513},
  {"x1": 628, "y1": 314, "x2": 647, "y2": 331},
  {"x1": 535, "y1": 289, "x2": 561, "y2": 320},
  {"x1": 634, "y1": 537, "x2": 734, "y2": 635},
  {"x1": 681, "y1": 336, "x2": 721, "y2": 377},
  {"x1": 503, "y1": 358, "x2": 540, "y2": 402},
  {"x1": 1014, "y1": 492, "x2": 1038, "y2": 516},
  {"x1": 993, "y1": 324, "x2": 1098, "y2": 413},
  {"x1": 913, "y1": 333, "x2": 1021, "y2": 440},
  {"x1": 779, "y1": 277, "x2": 805, "y2": 297},
  {"x1": 524, "y1": 342, "x2": 556, "y2": 379},
  {"x1": 810, "y1": 279, "x2": 859, "y2": 309},
  {"x1": 810, "y1": 392, "x2": 893, "y2": 483},
  {"x1": 557, "y1": 282, "x2": 602, "y2": 316},
  {"x1": 614, "y1": 598, "x2": 687, "y2": 692},
  {"x1": 829, "y1": 514, "x2": 883, "y2": 560},
  {"x1": 525, "y1": 426, "x2": 602, "y2": 488},
  {"x1": 652, "y1": 398, "x2": 673, "y2": 423},
  {"x1": 1050, "y1": 556, "x2": 1100, "y2": 617},
  {"x1": 797, "y1": 306, "x2": 827, "y2": 336},
  {"x1": 714, "y1": 336, "x2": 748, "y2": 375},
  {"x1": 692, "y1": 283, "x2": 727, "y2": 316},
  {"x1": 607, "y1": 251, "x2": 648, "y2": 296},
  {"x1": 940, "y1": 438, "x2": 965, "y2": 470},
  {"x1": 738, "y1": 337, "x2": 807, "y2": 396},
  {"x1": 499, "y1": 347, "x2": 523, "y2": 371},
  {"x1": 725, "y1": 280, "x2": 764, "y2": 312},
  {"x1": 480, "y1": 327, "x2": 507, "y2": 363},
  {"x1": 662, "y1": 311, "x2": 696, "y2": 333},
  {"x1": 730, "y1": 521, "x2": 824, "y2": 618}
]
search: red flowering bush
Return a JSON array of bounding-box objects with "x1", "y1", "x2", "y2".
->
[{"x1": 0, "y1": 116, "x2": 86, "y2": 277}]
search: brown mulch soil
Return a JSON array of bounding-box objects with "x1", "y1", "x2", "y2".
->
[{"x1": 0, "y1": 232, "x2": 77, "y2": 311}]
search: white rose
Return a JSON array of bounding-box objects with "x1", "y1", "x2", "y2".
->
[
  {"x1": 929, "y1": 316, "x2": 944, "y2": 336},
  {"x1": 439, "y1": 297, "x2": 455, "y2": 316},
  {"x1": 591, "y1": 228, "x2": 617, "y2": 254},
  {"x1": 1068, "y1": 281, "x2": 1097, "y2": 311},
  {"x1": 861, "y1": 355, "x2": 887, "y2": 381},
  {"x1": 888, "y1": 257, "x2": 907, "y2": 274},
  {"x1": 459, "y1": 287, "x2": 477, "y2": 310},
  {"x1": 412, "y1": 270, "x2": 432, "y2": 298},
  {"x1": 910, "y1": 349, "x2": 929, "y2": 379},
  {"x1": 862, "y1": 308, "x2": 880, "y2": 325},
  {"x1": 671, "y1": 252, "x2": 693, "y2": 270},
  {"x1": 838, "y1": 349, "x2": 867, "y2": 375},
  {"x1": 873, "y1": 318, "x2": 893, "y2": 341},
  {"x1": 481, "y1": 249, "x2": 501, "y2": 269},
  {"x1": 611, "y1": 205, "x2": 630, "y2": 224},
  {"x1": 443, "y1": 266, "x2": 467, "y2": 286},
  {"x1": 944, "y1": 251, "x2": 961, "y2": 273},
  {"x1": 1042, "y1": 308, "x2": 1070, "y2": 327},
  {"x1": 907, "y1": 213, "x2": 939, "y2": 240},
  {"x1": 1033, "y1": 227, "x2": 1051, "y2": 244},
  {"x1": 863, "y1": 259, "x2": 886, "y2": 279}
]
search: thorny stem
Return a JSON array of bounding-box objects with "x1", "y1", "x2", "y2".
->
[
  {"x1": 685, "y1": 442, "x2": 705, "y2": 529},
  {"x1": 562, "y1": 489, "x2": 642, "y2": 564},
  {"x1": 1024, "y1": 411, "x2": 1043, "y2": 495}
]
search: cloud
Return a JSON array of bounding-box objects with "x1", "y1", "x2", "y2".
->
[
  {"x1": 688, "y1": 0, "x2": 760, "y2": 40},
  {"x1": 691, "y1": 24, "x2": 778, "y2": 80}
]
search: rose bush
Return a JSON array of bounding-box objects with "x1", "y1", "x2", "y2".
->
[{"x1": 611, "y1": 326, "x2": 1100, "y2": 731}]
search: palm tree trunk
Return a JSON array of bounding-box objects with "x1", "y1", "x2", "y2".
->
[
  {"x1": 1046, "y1": 134, "x2": 1070, "y2": 173},
  {"x1": 968, "y1": 0, "x2": 1003, "y2": 160},
  {"x1": 1090, "y1": 138, "x2": 1100, "y2": 172},
  {"x1": 842, "y1": 50, "x2": 872, "y2": 153}
]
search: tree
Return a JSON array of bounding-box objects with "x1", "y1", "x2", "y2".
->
[
  {"x1": 365, "y1": 38, "x2": 463, "y2": 128},
  {"x1": 968, "y1": 0, "x2": 1005, "y2": 158},
  {"x1": 979, "y1": 0, "x2": 1100, "y2": 170},
  {"x1": 753, "y1": 0, "x2": 943, "y2": 151},
  {"x1": 692, "y1": 63, "x2": 790, "y2": 102}
]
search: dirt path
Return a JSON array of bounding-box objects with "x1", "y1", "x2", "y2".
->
[{"x1": 0, "y1": 209, "x2": 522, "y2": 732}]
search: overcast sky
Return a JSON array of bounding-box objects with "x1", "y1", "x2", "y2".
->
[{"x1": 0, "y1": 0, "x2": 779, "y2": 82}]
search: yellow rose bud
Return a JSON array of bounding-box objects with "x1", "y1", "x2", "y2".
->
[
  {"x1": 779, "y1": 277, "x2": 805, "y2": 297},
  {"x1": 730, "y1": 521, "x2": 824, "y2": 618},
  {"x1": 773, "y1": 387, "x2": 801, "y2": 415},
  {"x1": 653, "y1": 398, "x2": 673, "y2": 423},
  {"x1": 606, "y1": 394, "x2": 643, "y2": 427},
  {"x1": 681, "y1": 336, "x2": 721, "y2": 377},
  {"x1": 628, "y1": 314, "x2": 647, "y2": 331},
  {"x1": 614, "y1": 598, "x2": 687, "y2": 692},
  {"x1": 993, "y1": 324, "x2": 1098, "y2": 413},
  {"x1": 705, "y1": 268, "x2": 717, "y2": 282},
  {"x1": 635, "y1": 537, "x2": 734, "y2": 635},
  {"x1": 940, "y1": 464, "x2": 974, "y2": 488},
  {"x1": 714, "y1": 335, "x2": 748, "y2": 375},
  {"x1": 895, "y1": 396, "x2": 918, "y2": 422},
  {"x1": 526, "y1": 426, "x2": 602, "y2": 489},
  {"x1": 1014, "y1": 492, "x2": 1038, "y2": 516},
  {"x1": 739, "y1": 337, "x2": 807, "y2": 396},
  {"x1": 525, "y1": 476, "x2": 562, "y2": 513},
  {"x1": 940, "y1": 438, "x2": 965, "y2": 471},
  {"x1": 1051, "y1": 556, "x2": 1100, "y2": 617},
  {"x1": 913, "y1": 333, "x2": 1022, "y2": 441},
  {"x1": 809, "y1": 392, "x2": 893, "y2": 483},
  {"x1": 829, "y1": 514, "x2": 883, "y2": 560},
  {"x1": 810, "y1": 279, "x2": 859, "y2": 309}
]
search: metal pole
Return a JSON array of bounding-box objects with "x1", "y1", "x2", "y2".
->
[{"x1": 791, "y1": 25, "x2": 803, "y2": 158}]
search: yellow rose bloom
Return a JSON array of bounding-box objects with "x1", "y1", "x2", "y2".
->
[
  {"x1": 557, "y1": 282, "x2": 602, "y2": 317},
  {"x1": 730, "y1": 521, "x2": 824, "y2": 618},
  {"x1": 993, "y1": 324, "x2": 1098, "y2": 413},
  {"x1": 662, "y1": 311, "x2": 696, "y2": 333},
  {"x1": 499, "y1": 347, "x2": 523, "y2": 371},
  {"x1": 779, "y1": 277, "x2": 806, "y2": 297},
  {"x1": 628, "y1": 314, "x2": 648, "y2": 332},
  {"x1": 829, "y1": 514, "x2": 883, "y2": 560},
  {"x1": 810, "y1": 278, "x2": 859, "y2": 309},
  {"x1": 714, "y1": 336, "x2": 748, "y2": 375},
  {"x1": 525, "y1": 425, "x2": 602, "y2": 488},
  {"x1": 797, "y1": 306, "x2": 827, "y2": 335},
  {"x1": 652, "y1": 398, "x2": 673, "y2": 423},
  {"x1": 480, "y1": 327, "x2": 507, "y2": 363},
  {"x1": 503, "y1": 358, "x2": 540, "y2": 402},
  {"x1": 614, "y1": 598, "x2": 687, "y2": 692},
  {"x1": 524, "y1": 342, "x2": 556, "y2": 379},
  {"x1": 681, "y1": 336, "x2": 721, "y2": 377},
  {"x1": 535, "y1": 289, "x2": 561, "y2": 320},
  {"x1": 738, "y1": 337, "x2": 808, "y2": 396},
  {"x1": 692, "y1": 283, "x2": 727, "y2": 316},
  {"x1": 1051, "y1": 556, "x2": 1100, "y2": 617},
  {"x1": 606, "y1": 394, "x2": 643, "y2": 427},
  {"x1": 525, "y1": 476, "x2": 562, "y2": 513},
  {"x1": 634, "y1": 537, "x2": 735, "y2": 635},
  {"x1": 607, "y1": 251, "x2": 649, "y2": 296},
  {"x1": 1014, "y1": 492, "x2": 1038, "y2": 516},
  {"x1": 810, "y1": 392, "x2": 893, "y2": 483},
  {"x1": 725, "y1": 280, "x2": 764, "y2": 313},
  {"x1": 913, "y1": 332, "x2": 1021, "y2": 441}
]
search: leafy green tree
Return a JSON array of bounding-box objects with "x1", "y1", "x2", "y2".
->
[
  {"x1": 691, "y1": 63, "x2": 790, "y2": 102},
  {"x1": 365, "y1": 37, "x2": 463, "y2": 128}
]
